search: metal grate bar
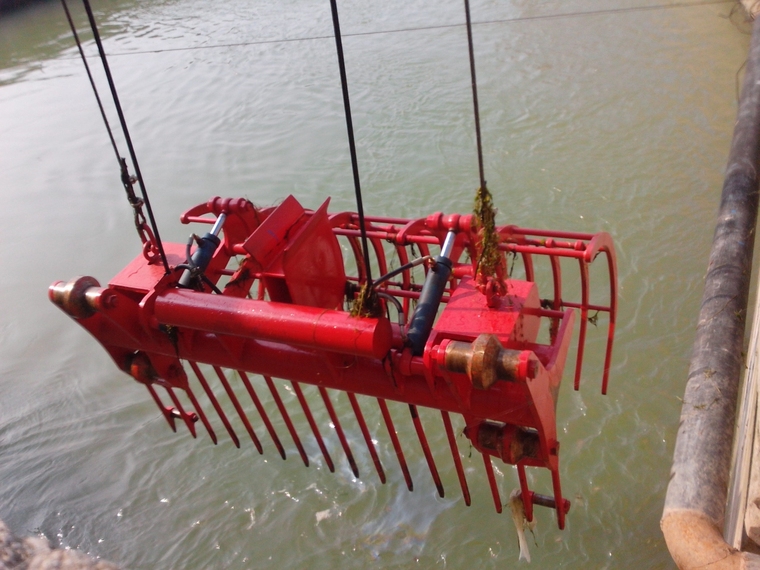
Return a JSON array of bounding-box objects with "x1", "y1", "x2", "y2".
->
[
  {"x1": 442, "y1": 411, "x2": 470, "y2": 506},
  {"x1": 145, "y1": 383, "x2": 176, "y2": 432},
  {"x1": 165, "y1": 386, "x2": 196, "y2": 437},
  {"x1": 213, "y1": 366, "x2": 263, "y2": 454},
  {"x1": 184, "y1": 382, "x2": 218, "y2": 444},
  {"x1": 189, "y1": 361, "x2": 240, "y2": 448},
  {"x1": 264, "y1": 375, "x2": 309, "y2": 466},
  {"x1": 319, "y1": 387, "x2": 359, "y2": 478},
  {"x1": 378, "y1": 398, "x2": 413, "y2": 491},
  {"x1": 347, "y1": 392, "x2": 385, "y2": 484},
  {"x1": 482, "y1": 453, "x2": 502, "y2": 514},
  {"x1": 409, "y1": 404, "x2": 444, "y2": 497},
  {"x1": 238, "y1": 370, "x2": 285, "y2": 459},
  {"x1": 292, "y1": 381, "x2": 335, "y2": 472}
]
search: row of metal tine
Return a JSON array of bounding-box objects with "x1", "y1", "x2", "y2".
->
[{"x1": 149, "y1": 360, "x2": 509, "y2": 514}]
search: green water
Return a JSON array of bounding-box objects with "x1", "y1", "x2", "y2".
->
[{"x1": 0, "y1": 0, "x2": 752, "y2": 568}]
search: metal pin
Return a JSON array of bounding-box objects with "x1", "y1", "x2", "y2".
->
[
  {"x1": 165, "y1": 386, "x2": 196, "y2": 438},
  {"x1": 265, "y1": 375, "x2": 309, "y2": 467},
  {"x1": 442, "y1": 411, "x2": 470, "y2": 506},
  {"x1": 482, "y1": 453, "x2": 502, "y2": 513},
  {"x1": 320, "y1": 387, "x2": 359, "y2": 478},
  {"x1": 213, "y1": 366, "x2": 263, "y2": 454},
  {"x1": 347, "y1": 392, "x2": 385, "y2": 484},
  {"x1": 409, "y1": 404, "x2": 444, "y2": 497},
  {"x1": 377, "y1": 398, "x2": 413, "y2": 491},
  {"x1": 291, "y1": 381, "x2": 334, "y2": 472},
  {"x1": 238, "y1": 370, "x2": 286, "y2": 459},
  {"x1": 184, "y1": 383, "x2": 218, "y2": 444},
  {"x1": 189, "y1": 361, "x2": 240, "y2": 448},
  {"x1": 145, "y1": 383, "x2": 176, "y2": 432}
]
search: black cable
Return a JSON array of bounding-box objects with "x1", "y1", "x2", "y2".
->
[
  {"x1": 77, "y1": 0, "x2": 734, "y2": 58},
  {"x1": 61, "y1": 0, "x2": 148, "y2": 248},
  {"x1": 329, "y1": 0, "x2": 373, "y2": 287},
  {"x1": 464, "y1": 0, "x2": 486, "y2": 192},
  {"x1": 60, "y1": 0, "x2": 120, "y2": 166},
  {"x1": 81, "y1": 0, "x2": 171, "y2": 275}
]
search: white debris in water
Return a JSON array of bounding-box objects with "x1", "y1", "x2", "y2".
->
[
  {"x1": 509, "y1": 489, "x2": 537, "y2": 563},
  {"x1": 315, "y1": 509, "x2": 332, "y2": 525}
]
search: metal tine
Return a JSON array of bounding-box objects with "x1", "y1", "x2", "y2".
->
[
  {"x1": 482, "y1": 452, "x2": 503, "y2": 514},
  {"x1": 409, "y1": 404, "x2": 444, "y2": 498},
  {"x1": 291, "y1": 381, "x2": 335, "y2": 472},
  {"x1": 377, "y1": 398, "x2": 413, "y2": 491},
  {"x1": 213, "y1": 366, "x2": 263, "y2": 454},
  {"x1": 238, "y1": 370, "x2": 285, "y2": 459},
  {"x1": 144, "y1": 383, "x2": 176, "y2": 432},
  {"x1": 165, "y1": 386, "x2": 196, "y2": 438},
  {"x1": 319, "y1": 387, "x2": 360, "y2": 478},
  {"x1": 183, "y1": 381, "x2": 218, "y2": 444},
  {"x1": 264, "y1": 376, "x2": 309, "y2": 467},
  {"x1": 347, "y1": 392, "x2": 385, "y2": 484},
  {"x1": 516, "y1": 463, "x2": 533, "y2": 523},
  {"x1": 188, "y1": 361, "x2": 240, "y2": 448},
  {"x1": 601, "y1": 249, "x2": 618, "y2": 396},
  {"x1": 441, "y1": 411, "x2": 470, "y2": 506},
  {"x1": 574, "y1": 259, "x2": 590, "y2": 390}
]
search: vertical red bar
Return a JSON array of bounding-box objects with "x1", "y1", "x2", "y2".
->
[
  {"x1": 265, "y1": 376, "x2": 309, "y2": 467},
  {"x1": 144, "y1": 383, "x2": 176, "y2": 432},
  {"x1": 238, "y1": 370, "x2": 285, "y2": 459},
  {"x1": 291, "y1": 381, "x2": 335, "y2": 472},
  {"x1": 189, "y1": 361, "x2": 240, "y2": 448},
  {"x1": 377, "y1": 398, "x2": 413, "y2": 491},
  {"x1": 347, "y1": 392, "x2": 385, "y2": 484},
  {"x1": 550, "y1": 464, "x2": 566, "y2": 530},
  {"x1": 517, "y1": 463, "x2": 533, "y2": 522},
  {"x1": 184, "y1": 381, "x2": 218, "y2": 444},
  {"x1": 319, "y1": 387, "x2": 359, "y2": 478},
  {"x1": 213, "y1": 366, "x2": 263, "y2": 454},
  {"x1": 441, "y1": 411, "x2": 470, "y2": 506},
  {"x1": 601, "y1": 249, "x2": 617, "y2": 396},
  {"x1": 574, "y1": 259, "x2": 590, "y2": 390},
  {"x1": 483, "y1": 453, "x2": 502, "y2": 514},
  {"x1": 165, "y1": 386, "x2": 196, "y2": 438},
  {"x1": 409, "y1": 404, "x2": 444, "y2": 497}
]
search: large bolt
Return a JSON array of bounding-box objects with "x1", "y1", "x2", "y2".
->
[
  {"x1": 49, "y1": 276, "x2": 101, "y2": 319},
  {"x1": 442, "y1": 334, "x2": 536, "y2": 389}
]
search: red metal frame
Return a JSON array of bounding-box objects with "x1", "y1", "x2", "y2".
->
[{"x1": 50, "y1": 195, "x2": 617, "y2": 530}]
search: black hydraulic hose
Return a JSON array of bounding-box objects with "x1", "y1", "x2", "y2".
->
[{"x1": 372, "y1": 256, "x2": 432, "y2": 290}]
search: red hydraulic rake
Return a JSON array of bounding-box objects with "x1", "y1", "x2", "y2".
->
[{"x1": 50, "y1": 194, "x2": 616, "y2": 530}]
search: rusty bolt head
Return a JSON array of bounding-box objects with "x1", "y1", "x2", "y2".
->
[
  {"x1": 470, "y1": 334, "x2": 502, "y2": 389},
  {"x1": 49, "y1": 276, "x2": 101, "y2": 319}
]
